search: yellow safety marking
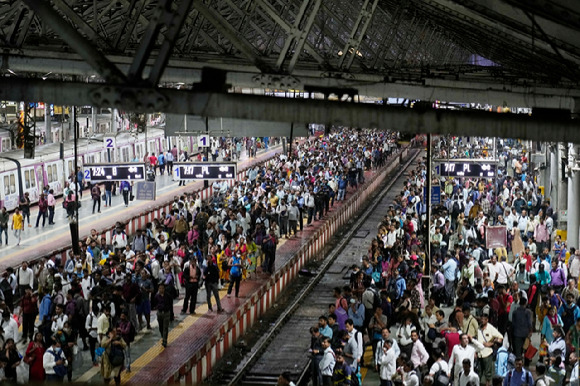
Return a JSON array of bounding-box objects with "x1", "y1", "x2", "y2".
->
[{"x1": 0, "y1": 149, "x2": 279, "y2": 261}]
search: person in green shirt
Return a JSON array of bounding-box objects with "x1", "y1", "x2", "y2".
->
[{"x1": 567, "y1": 318, "x2": 580, "y2": 354}]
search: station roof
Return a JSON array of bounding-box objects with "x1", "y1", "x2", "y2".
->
[{"x1": 0, "y1": 0, "x2": 579, "y2": 140}]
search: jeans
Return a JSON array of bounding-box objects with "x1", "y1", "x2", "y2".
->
[
  {"x1": 306, "y1": 207, "x2": 315, "y2": 224},
  {"x1": 22, "y1": 312, "x2": 35, "y2": 340},
  {"x1": 105, "y1": 190, "x2": 112, "y2": 206},
  {"x1": 125, "y1": 343, "x2": 132, "y2": 369},
  {"x1": 205, "y1": 282, "x2": 222, "y2": 310},
  {"x1": 337, "y1": 188, "x2": 346, "y2": 201},
  {"x1": 0, "y1": 226, "x2": 7, "y2": 244},
  {"x1": 48, "y1": 206, "x2": 55, "y2": 224},
  {"x1": 35, "y1": 210, "x2": 47, "y2": 227},
  {"x1": 227, "y1": 275, "x2": 241, "y2": 297},
  {"x1": 182, "y1": 282, "x2": 199, "y2": 313},
  {"x1": 92, "y1": 197, "x2": 101, "y2": 213},
  {"x1": 122, "y1": 190, "x2": 130, "y2": 206},
  {"x1": 14, "y1": 229, "x2": 21, "y2": 244}
]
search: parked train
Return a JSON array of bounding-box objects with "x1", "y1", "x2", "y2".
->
[{"x1": 0, "y1": 128, "x2": 200, "y2": 210}]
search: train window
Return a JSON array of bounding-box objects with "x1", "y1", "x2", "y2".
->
[
  {"x1": 3, "y1": 176, "x2": 8, "y2": 195},
  {"x1": 122, "y1": 148, "x2": 129, "y2": 162},
  {"x1": 24, "y1": 170, "x2": 30, "y2": 189},
  {"x1": 52, "y1": 165, "x2": 57, "y2": 182},
  {"x1": 47, "y1": 166, "x2": 53, "y2": 183},
  {"x1": 1, "y1": 138, "x2": 9, "y2": 151},
  {"x1": 9, "y1": 175, "x2": 15, "y2": 194},
  {"x1": 67, "y1": 161, "x2": 73, "y2": 177}
]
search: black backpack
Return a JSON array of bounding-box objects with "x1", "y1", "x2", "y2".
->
[
  {"x1": 432, "y1": 362, "x2": 450, "y2": 386},
  {"x1": 108, "y1": 341, "x2": 125, "y2": 367}
]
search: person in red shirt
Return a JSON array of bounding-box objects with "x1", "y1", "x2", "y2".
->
[
  {"x1": 497, "y1": 285, "x2": 513, "y2": 335},
  {"x1": 149, "y1": 153, "x2": 158, "y2": 175}
]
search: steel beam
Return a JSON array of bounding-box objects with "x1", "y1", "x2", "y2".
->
[
  {"x1": 193, "y1": 1, "x2": 269, "y2": 71},
  {"x1": 275, "y1": 0, "x2": 311, "y2": 70},
  {"x1": 147, "y1": 0, "x2": 194, "y2": 85},
  {"x1": 21, "y1": 0, "x2": 127, "y2": 83},
  {"x1": 50, "y1": 0, "x2": 113, "y2": 50},
  {"x1": 1, "y1": 78, "x2": 579, "y2": 143},
  {"x1": 338, "y1": 0, "x2": 379, "y2": 70},
  {"x1": 253, "y1": 0, "x2": 324, "y2": 64},
  {"x1": 287, "y1": 0, "x2": 322, "y2": 73},
  {"x1": 3, "y1": 54, "x2": 579, "y2": 110}
]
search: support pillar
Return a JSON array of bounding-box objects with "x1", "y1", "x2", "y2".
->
[
  {"x1": 558, "y1": 143, "x2": 568, "y2": 219},
  {"x1": 567, "y1": 144, "x2": 580, "y2": 249},
  {"x1": 91, "y1": 106, "x2": 97, "y2": 135},
  {"x1": 44, "y1": 104, "x2": 52, "y2": 144},
  {"x1": 549, "y1": 144, "x2": 558, "y2": 212}
]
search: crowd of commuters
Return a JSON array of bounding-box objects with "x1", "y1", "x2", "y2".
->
[
  {"x1": 307, "y1": 138, "x2": 580, "y2": 386},
  {"x1": 0, "y1": 128, "x2": 398, "y2": 383}
]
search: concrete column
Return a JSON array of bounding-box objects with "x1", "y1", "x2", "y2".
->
[
  {"x1": 558, "y1": 143, "x2": 568, "y2": 214},
  {"x1": 549, "y1": 144, "x2": 559, "y2": 211},
  {"x1": 91, "y1": 106, "x2": 97, "y2": 135},
  {"x1": 567, "y1": 144, "x2": 580, "y2": 249},
  {"x1": 44, "y1": 104, "x2": 52, "y2": 144}
]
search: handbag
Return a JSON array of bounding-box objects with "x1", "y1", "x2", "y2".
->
[
  {"x1": 130, "y1": 194, "x2": 135, "y2": 201},
  {"x1": 101, "y1": 193, "x2": 106, "y2": 201},
  {"x1": 23, "y1": 353, "x2": 35, "y2": 365},
  {"x1": 524, "y1": 343, "x2": 538, "y2": 360}
]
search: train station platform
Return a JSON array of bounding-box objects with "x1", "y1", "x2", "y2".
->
[
  {"x1": 0, "y1": 144, "x2": 282, "y2": 271},
  {"x1": 55, "y1": 147, "x2": 410, "y2": 385}
]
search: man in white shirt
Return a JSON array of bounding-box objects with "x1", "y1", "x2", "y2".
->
[
  {"x1": 344, "y1": 320, "x2": 363, "y2": 372},
  {"x1": 51, "y1": 304, "x2": 68, "y2": 334},
  {"x1": 379, "y1": 339, "x2": 397, "y2": 384},
  {"x1": 43, "y1": 338, "x2": 67, "y2": 382},
  {"x1": 477, "y1": 314, "x2": 503, "y2": 386},
  {"x1": 448, "y1": 334, "x2": 484, "y2": 386},
  {"x1": 375, "y1": 327, "x2": 400, "y2": 371},
  {"x1": 0, "y1": 312, "x2": 18, "y2": 342},
  {"x1": 319, "y1": 337, "x2": 335, "y2": 386},
  {"x1": 16, "y1": 262, "x2": 34, "y2": 298},
  {"x1": 85, "y1": 309, "x2": 99, "y2": 365},
  {"x1": 458, "y1": 358, "x2": 480, "y2": 386}
]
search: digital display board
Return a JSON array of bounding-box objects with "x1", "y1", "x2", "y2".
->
[
  {"x1": 83, "y1": 163, "x2": 146, "y2": 182},
  {"x1": 173, "y1": 162, "x2": 237, "y2": 180},
  {"x1": 434, "y1": 159, "x2": 497, "y2": 178}
]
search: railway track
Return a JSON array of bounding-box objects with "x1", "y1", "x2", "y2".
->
[{"x1": 212, "y1": 148, "x2": 422, "y2": 386}]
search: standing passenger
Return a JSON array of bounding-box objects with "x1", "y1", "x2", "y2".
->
[
  {"x1": 11, "y1": 208, "x2": 23, "y2": 246},
  {"x1": 47, "y1": 189, "x2": 56, "y2": 225},
  {"x1": 0, "y1": 207, "x2": 9, "y2": 245}
]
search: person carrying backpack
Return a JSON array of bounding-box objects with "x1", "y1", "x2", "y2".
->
[
  {"x1": 100, "y1": 327, "x2": 127, "y2": 386},
  {"x1": 502, "y1": 357, "x2": 534, "y2": 386}
]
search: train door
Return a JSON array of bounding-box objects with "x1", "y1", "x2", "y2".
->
[
  {"x1": 44, "y1": 161, "x2": 63, "y2": 195},
  {"x1": 120, "y1": 146, "x2": 130, "y2": 162},
  {"x1": 135, "y1": 143, "x2": 144, "y2": 160},
  {"x1": 147, "y1": 139, "x2": 157, "y2": 155},
  {"x1": 1, "y1": 171, "x2": 18, "y2": 210},
  {"x1": 160, "y1": 137, "x2": 168, "y2": 153}
]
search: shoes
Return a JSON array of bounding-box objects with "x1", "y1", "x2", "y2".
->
[
  {"x1": 162, "y1": 343, "x2": 167, "y2": 348},
  {"x1": 126, "y1": 367, "x2": 131, "y2": 373},
  {"x1": 98, "y1": 211, "x2": 101, "y2": 213},
  {"x1": 217, "y1": 308, "x2": 224, "y2": 313},
  {"x1": 180, "y1": 310, "x2": 186, "y2": 315},
  {"x1": 227, "y1": 294, "x2": 231, "y2": 298},
  {"x1": 208, "y1": 307, "x2": 213, "y2": 312},
  {"x1": 190, "y1": 311, "x2": 196, "y2": 315}
]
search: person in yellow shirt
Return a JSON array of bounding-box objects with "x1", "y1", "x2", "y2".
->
[{"x1": 11, "y1": 208, "x2": 23, "y2": 246}]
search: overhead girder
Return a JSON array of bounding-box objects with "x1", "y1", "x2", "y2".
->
[
  {"x1": 1, "y1": 77, "x2": 579, "y2": 144},
  {"x1": 502, "y1": 0, "x2": 580, "y2": 33}
]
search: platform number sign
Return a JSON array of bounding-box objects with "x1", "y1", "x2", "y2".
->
[
  {"x1": 104, "y1": 136, "x2": 116, "y2": 149},
  {"x1": 197, "y1": 135, "x2": 209, "y2": 148}
]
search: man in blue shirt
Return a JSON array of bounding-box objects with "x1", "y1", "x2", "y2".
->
[
  {"x1": 318, "y1": 316, "x2": 333, "y2": 340},
  {"x1": 442, "y1": 254, "x2": 458, "y2": 306},
  {"x1": 503, "y1": 357, "x2": 534, "y2": 386}
]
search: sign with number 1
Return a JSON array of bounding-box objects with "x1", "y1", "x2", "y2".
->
[
  {"x1": 104, "y1": 137, "x2": 116, "y2": 149},
  {"x1": 197, "y1": 135, "x2": 209, "y2": 148}
]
